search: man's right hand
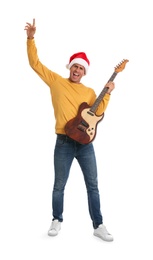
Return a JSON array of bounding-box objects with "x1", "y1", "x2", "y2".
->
[{"x1": 24, "y1": 18, "x2": 36, "y2": 39}]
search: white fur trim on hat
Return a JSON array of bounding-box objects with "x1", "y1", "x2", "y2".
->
[{"x1": 66, "y1": 58, "x2": 89, "y2": 74}]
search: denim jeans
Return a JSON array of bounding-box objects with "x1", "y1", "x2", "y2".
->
[{"x1": 52, "y1": 134, "x2": 103, "y2": 229}]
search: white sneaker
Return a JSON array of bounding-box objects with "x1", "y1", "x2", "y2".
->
[
  {"x1": 94, "y1": 224, "x2": 114, "y2": 242},
  {"x1": 48, "y1": 220, "x2": 61, "y2": 236}
]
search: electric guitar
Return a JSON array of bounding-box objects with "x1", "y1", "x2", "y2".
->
[{"x1": 65, "y1": 59, "x2": 129, "y2": 144}]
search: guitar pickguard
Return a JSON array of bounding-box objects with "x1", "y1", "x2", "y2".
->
[{"x1": 80, "y1": 108, "x2": 103, "y2": 141}]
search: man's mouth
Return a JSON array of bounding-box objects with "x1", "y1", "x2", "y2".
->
[{"x1": 73, "y1": 72, "x2": 79, "y2": 77}]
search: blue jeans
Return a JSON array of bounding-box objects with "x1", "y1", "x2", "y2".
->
[{"x1": 52, "y1": 134, "x2": 103, "y2": 228}]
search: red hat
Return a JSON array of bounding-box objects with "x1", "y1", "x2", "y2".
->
[{"x1": 66, "y1": 52, "x2": 90, "y2": 74}]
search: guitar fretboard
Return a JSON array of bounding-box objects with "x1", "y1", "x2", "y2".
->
[{"x1": 90, "y1": 71, "x2": 118, "y2": 113}]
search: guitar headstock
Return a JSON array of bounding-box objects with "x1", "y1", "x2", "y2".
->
[{"x1": 115, "y1": 59, "x2": 129, "y2": 73}]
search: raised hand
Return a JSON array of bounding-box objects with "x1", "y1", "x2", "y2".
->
[{"x1": 24, "y1": 18, "x2": 36, "y2": 39}]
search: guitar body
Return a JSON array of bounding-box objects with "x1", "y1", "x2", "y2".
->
[{"x1": 65, "y1": 102, "x2": 104, "y2": 144}]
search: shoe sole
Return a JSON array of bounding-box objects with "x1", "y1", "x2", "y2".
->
[
  {"x1": 48, "y1": 232, "x2": 58, "y2": 236},
  {"x1": 94, "y1": 233, "x2": 114, "y2": 242}
]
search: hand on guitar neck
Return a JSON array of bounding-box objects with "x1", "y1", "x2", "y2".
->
[{"x1": 105, "y1": 81, "x2": 115, "y2": 94}]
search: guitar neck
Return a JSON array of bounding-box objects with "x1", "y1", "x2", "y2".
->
[{"x1": 90, "y1": 71, "x2": 118, "y2": 113}]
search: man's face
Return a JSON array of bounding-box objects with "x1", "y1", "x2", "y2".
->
[{"x1": 69, "y1": 64, "x2": 85, "y2": 83}]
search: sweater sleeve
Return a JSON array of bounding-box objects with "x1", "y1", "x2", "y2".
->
[
  {"x1": 27, "y1": 39, "x2": 58, "y2": 87},
  {"x1": 95, "y1": 93, "x2": 111, "y2": 115}
]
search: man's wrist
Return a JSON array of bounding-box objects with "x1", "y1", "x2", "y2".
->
[{"x1": 27, "y1": 37, "x2": 34, "y2": 39}]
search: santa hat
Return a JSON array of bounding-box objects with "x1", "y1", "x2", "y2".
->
[{"x1": 66, "y1": 52, "x2": 90, "y2": 74}]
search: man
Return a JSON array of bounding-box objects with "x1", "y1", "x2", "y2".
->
[{"x1": 24, "y1": 18, "x2": 115, "y2": 242}]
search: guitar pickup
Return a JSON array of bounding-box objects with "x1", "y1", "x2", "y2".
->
[
  {"x1": 81, "y1": 120, "x2": 89, "y2": 127},
  {"x1": 77, "y1": 124, "x2": 87, "y2": 132},
  {"x1": 87, "y1": 111, "x2": 94, "y2": 116}
]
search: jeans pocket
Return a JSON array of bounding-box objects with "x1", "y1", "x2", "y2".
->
[{"x1": 56, "y1": 135, "x2": 66, "y2": 145}]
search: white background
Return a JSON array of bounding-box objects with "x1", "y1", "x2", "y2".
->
[{"x1": 0, "y1": 0, "x2": 153, "y2": 259}]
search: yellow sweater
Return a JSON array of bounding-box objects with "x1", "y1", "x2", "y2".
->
[{"x1": 27, "y1": 39, "x2": 110, "y2": 134}]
